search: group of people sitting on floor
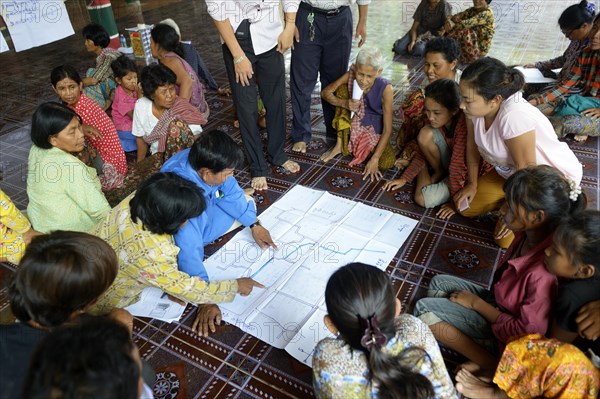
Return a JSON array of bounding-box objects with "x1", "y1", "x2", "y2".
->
[{"x1": 1, "y1": 0, "x2": 600, "y2": 397}]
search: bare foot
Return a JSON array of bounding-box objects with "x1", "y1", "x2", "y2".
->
[
  {"x1": 455, "y1": 370, "x2": 507, "y2": 399},
  {"x1": 243, "y1": 187, "x2": 255, "y2": 196},
  {"x1": 319, "y1": 144, "x2": 342, "y2": 163},
  {"x1": 257, "y1": 113, "x2": 266, "y2": 129},
  {"x1": 280, "y1": 160, "x2": 300, "y2": 173},
  {"x1": 292, "y1": 141, "x2": 307, "y2": 153},
  {"x1": 455, "y1": 361, "x2": 492, "y2": 381},
  {"x1": 217, "y1": 87, "x2": 231, "y2": 96},
  {"x1": 457, "y1": 360, "x2": 480, "y2": 373},
  {"x1": 574, "y1": 134, "x2": 588, "y2": 143},
  {"x1": 233, "y1": 119, "x2": 240, "y2": 128},
  {"x1": 251, "y1": 177, "x2": 268, "y2": 191}
]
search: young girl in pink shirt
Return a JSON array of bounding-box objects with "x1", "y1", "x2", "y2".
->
[
  {"x1": 414, "y1": 165, "x2": 587, "y2": 371},
  {"x1": 111, "y1": 56, "x2": 140, "y2": 152}
]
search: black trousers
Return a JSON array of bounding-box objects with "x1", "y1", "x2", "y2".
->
[{"x1": 223, "y1": 36, "x2": 287, "y2": 177}]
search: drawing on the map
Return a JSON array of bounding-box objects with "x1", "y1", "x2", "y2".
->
[{"x1": 204, "y1": 185, "x2": 418, "y2": 366}]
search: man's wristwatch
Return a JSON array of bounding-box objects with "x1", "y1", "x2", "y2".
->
[{"x1": 249, "y1": 220, "x2": 261, "y2": 229}]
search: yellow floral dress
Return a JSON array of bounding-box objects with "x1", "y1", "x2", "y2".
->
[
  {"x1": 494, "y1": 334, "x2": 600, "y2": 399},
  {"x1": 0, "y1": 189, "x2": 31, "y2": 264},
  {"x1": 90, "y1": 193, "x2": 239, "y2": 314}
]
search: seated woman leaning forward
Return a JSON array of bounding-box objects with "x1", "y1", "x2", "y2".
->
[
  {"x1": 133, "y1": 63, "x2": 206, "y2": 165},
  {"x1": 51, "y1": 65, "x2": 127, "y2": 191},
  {"x1": 521, "y1": 0, "x2": 596, "y2": 105},
  {"x1": 320, "y1": 47, "x2": 396, "y2": 182},
  {"x1": 455, "y1": 57, "x2": 583, "y2": 248},
  {"x1": 313, "y1": 262, "x2": 456, "y2": 399},
  {"x1": 394, "y1": 37, "x2": 461, "y2": 170},
  {"x1": 90, "y1": 172, "x2": 264, "y2": 337},
  {"x1": 160, "y1": 130, "x2": 276, "y2": 277},
  {"x1": 26, "y1": 102, "x2": 110, "y2": 234}
]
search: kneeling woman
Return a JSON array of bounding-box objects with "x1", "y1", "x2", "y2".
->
[
  {"x1": 132, "y1": 64, "x2": 206, "y2": 164},
  {"x1": 384, "y1": 79, "x2": 493, "y2": 220},
  {"x1": 27, "y1": 102, "x2": 110, "y2": 233},
  {"x1": 320, "y1": 47, "x2": 396, "y2": 183},
  {"x1": 90, "y1": 173, "x2": 263, "y2": 336}
]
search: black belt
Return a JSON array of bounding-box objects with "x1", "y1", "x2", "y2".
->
[{"x1": 299, "y1": 1, "x2": 349, "y2": 16}]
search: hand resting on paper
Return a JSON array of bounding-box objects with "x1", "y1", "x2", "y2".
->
[{"x1": 192, "y1": 304, "x2": 222, "y2": 336}]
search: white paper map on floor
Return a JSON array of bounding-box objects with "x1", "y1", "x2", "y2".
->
[
  {"x1": 204, "y1": 185, "x2": 418, "y2": 366},
  {"x1": 125, "y1": 287, "x2": 186, "y2": 323}
]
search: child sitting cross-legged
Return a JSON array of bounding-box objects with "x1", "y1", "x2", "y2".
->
[
  {"x1": 319, "y1": 47, "x2": 396, "y2": 183},
  {"x1": 414, "y1": 165, "x2": 587, "y2": 371},
  {"x1": 455, "y1": 209, "x2": 600, "y2": 399}
]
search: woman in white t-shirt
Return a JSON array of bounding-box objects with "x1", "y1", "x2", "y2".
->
[
  {"x1": 454, "y1": 57, "x2": 582, "y2": 247},
  {"x1": 132, "y1": 64, "x2": 206, "y2": 164}
]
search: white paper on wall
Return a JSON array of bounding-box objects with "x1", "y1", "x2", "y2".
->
[{"x1": 1, "y1": 0, "x2": 74, "y2": 52}]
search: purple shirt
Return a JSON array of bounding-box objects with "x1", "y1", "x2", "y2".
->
[
  {"x1": 361, "y1": 76, "x2": 389, "y2": 134},
  {"x1": 492, "y1": 232, "x2": 558, "y2": 344}
]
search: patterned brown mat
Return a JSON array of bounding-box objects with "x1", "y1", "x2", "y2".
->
[{"x1": 1, "y1": 1, "x2": 598, "y2": 398}]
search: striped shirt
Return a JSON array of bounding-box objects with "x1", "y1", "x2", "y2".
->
[
  {"x1": 400, "y1": 113, "x2": 492, "y2": 195},
  {"x1": 535, "y1": 47, "x2": 600, "y2": 104}
]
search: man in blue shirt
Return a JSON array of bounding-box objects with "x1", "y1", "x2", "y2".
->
[
  {"x1": 161, "y1": 129, "x2": 278, "y2": 276},
  {"x1": 161, "y1": 129, "x2": 276, "y2": 335}
]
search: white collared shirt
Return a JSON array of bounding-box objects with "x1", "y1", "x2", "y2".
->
[{"x1": 206, "y1": 0, "x2": 300, "y2": 55}]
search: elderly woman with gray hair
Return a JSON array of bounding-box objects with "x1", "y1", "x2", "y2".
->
[{"x1": 320, "y1": 47, "x2": 395, "y2": 182}]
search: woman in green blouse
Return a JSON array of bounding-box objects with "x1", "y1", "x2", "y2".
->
[{"x1": 26, "y1": 102, "x2": 110, "y2": 233}]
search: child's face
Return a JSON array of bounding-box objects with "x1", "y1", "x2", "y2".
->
[
  {"x1": 544, "y1": 241, "x2": 578, "y2": 278},
  {"x1": 424, "y1": 97, "x2": 454, "y2": 129},
  {"x1": 53, "y1": 77, "x2": 82, "y2": 106},
  {"x1": 84, "y1": 38, "x2": 96, "y2": 52},
  {"x1": 354, "y1": 64, "x2": 381, "y2": 92},
  {"x1": 118, "y1": 71, "x2": 138, "y2": 93},
  {"x1": 500, "y1": 203, "x2": 536, "y2": 233}
]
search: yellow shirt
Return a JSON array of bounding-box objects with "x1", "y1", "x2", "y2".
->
[
  {"x1": 0, "y1": 190, "x2": 30, "y2": 264},
  {"x1": 90, "y1": 194, "x2": 239, "y2": 314}
]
